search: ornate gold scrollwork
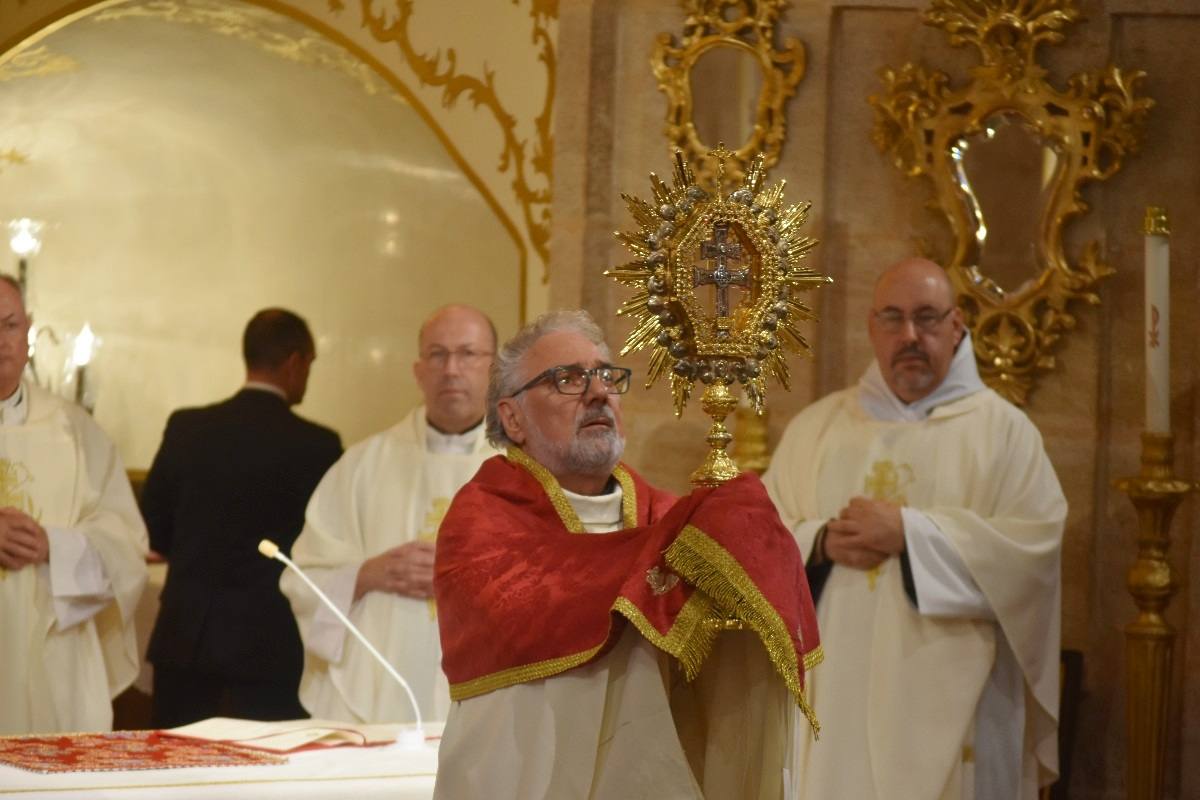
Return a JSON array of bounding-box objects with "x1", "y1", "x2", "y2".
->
[
  {"x1": 870, "y1": 0, "x2": 1152, "y2": 405},
  {"x1": 652, "y1": 0, "x2": 804, "y2": 188},
  {"x1": 0, "y1": 148, "x2": 29, "y2": 174},
  {"x1": 0, "y1": 44, "x2": 78, "y2": 81},
  {"x1": 359, "y1": 1, "x2": 556, "y2": 277}
]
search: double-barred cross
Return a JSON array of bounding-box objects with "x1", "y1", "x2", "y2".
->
[{"x1": 694, "y1": 221, "x2": 749, "y2": 318}]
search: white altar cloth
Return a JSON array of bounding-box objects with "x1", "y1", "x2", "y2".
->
[{"x1": 0, "y1": 736, "x2": 438, "y2": 799}]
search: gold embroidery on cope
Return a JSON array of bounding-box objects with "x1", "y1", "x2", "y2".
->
[
  {"x1": 505, "y1": 447, "x2": 639, "y2": 534},
  {"x1": 863, "y1": 460, "x2": 912, "y2": 591},
  {"x1": 0, "y1": 459, "x2": 38, "y2": 581},
  {"x1": 646, "y1": 566, "x2": 680, "y2": 596},
  {"x1": 419, "y1": 497, "x2": 453, "y2": 620}
]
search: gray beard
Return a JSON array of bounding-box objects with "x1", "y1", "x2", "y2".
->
[{"x1": 525, "y1": 418, "x2": 625, "y2": 480}]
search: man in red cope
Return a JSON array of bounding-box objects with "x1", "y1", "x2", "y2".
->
[{"x1": 433, "y1": 310, "x2": 821, "y2": 799}]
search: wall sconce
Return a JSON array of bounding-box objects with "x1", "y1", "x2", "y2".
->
[
  {"x1": 5, "y1": 218, "x2": 100, "y2": 413},
  {"x1": 69, "y1": 323, "x2": 98, "y2": 411},
  {"x1": 7, "y1": 218, "x2": 43, "y2": 292}
]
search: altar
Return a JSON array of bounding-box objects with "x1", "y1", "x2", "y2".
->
[{"x1": 0, "y1": 730, "x2": 439, "y2": 799}]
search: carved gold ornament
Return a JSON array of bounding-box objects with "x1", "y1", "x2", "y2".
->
[
  {"x1": 359, "y1": 0, "x2": 555, "y2": 278},
  {"x1": 869, "y1": 0, "x2": 1152, "y2": 405},
  {"x1": 652, "y1": 0, "x2": 804, "y2": 187},
  {"x1": 609, "y1": 147, "x2": 826, "y2": 486},
  {"x1": 0, "y1": 148, "x2": 29, "y2": 174},
  {"x1": 91, "y1": 1, "x2": 399, "y2": 101},
  {"x1": 0, "y1": 44, "x2": 78, "y2": 82}
]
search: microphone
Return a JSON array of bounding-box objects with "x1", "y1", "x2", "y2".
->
[{"x1": 259, "y1": 539, "x2": 427, "y2": 748}]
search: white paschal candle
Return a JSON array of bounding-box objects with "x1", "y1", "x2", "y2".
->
[{"x1": 1144, "y1": 207, "x2": 1170, "y2": 433}]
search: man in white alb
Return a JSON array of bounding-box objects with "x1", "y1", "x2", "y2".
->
[
  {"x1": 281, "y1": 304, "x2": 497, "y2": 724},
  {"x1": 433, "y1": 310, "x2": 821, "y2": 799},
  {"x1": 0, "y1": 274, "x2": 148, "y2": 734},
  {"x1": 764, "y1": 257, "x2": 1066, "y2": 800}
]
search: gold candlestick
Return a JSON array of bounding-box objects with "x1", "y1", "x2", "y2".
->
[{"x1": 1113, "y1": 432, "x2": 1196, "y2": 800}]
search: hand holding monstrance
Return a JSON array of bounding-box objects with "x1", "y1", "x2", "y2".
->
[{"x1": 608, "y1": 145, "x2": 829, "y2": 486}]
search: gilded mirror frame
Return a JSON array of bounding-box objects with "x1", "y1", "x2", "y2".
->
[
  {"x1": 870, "y1": 0, "x2": 1152, "y2": 404},
  {"x1": 652, "y1": 0, "x2": 804, "y2": 187}
]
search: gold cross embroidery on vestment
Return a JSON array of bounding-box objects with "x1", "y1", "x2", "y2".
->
[
  {"x1": 861, "y1": 460, "x2": 913, "y2": 590},
  {"x1": 0, "y1": 459, "x2": 38, "y2": 581},
  {"x1": 419, "y1": 497, "x2": 452, "y2": 619}
]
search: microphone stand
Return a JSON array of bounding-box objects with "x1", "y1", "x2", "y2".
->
[{"x1": 259, "y1": 539, "x2": 427, "y2": 749}]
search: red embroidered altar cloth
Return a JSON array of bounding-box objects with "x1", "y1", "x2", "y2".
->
[{"x1": 0, "y1": 731, "x2": 283, "y2": 773}]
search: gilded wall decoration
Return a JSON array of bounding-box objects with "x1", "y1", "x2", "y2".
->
[
  {"x1": 357, "y1": 0, "x2": 556, "y2": 276},
  {"x1": 0, "y1": 45, "x2": 78, "y2": 82},
  {"x1": 0, "y1": 148, "x2": 29, "y2": 173},
  {"x1": 91, "y1": 0, "x2": 399, "y2": 100},
  {"x1": 0, "y1": 0, "x2": 553, "y2": 317},
  {"x1": 870, "y1": 0, "x2": 1152, "y2": 404},
  {"x1": 652, "y1": 0, "x2": 805, "y2": 187}
]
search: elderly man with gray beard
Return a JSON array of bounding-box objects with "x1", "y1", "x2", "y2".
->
[{"x1": 432, "y1": 310, "x2": 821, "y2": 800}]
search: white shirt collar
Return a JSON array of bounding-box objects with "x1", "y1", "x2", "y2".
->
[
  {"x1": 563, "y1": 483, "x2": 625, "y2": 534},
  {"x1": 0, "y1": 382, "x2": 25, "y2": 426},
  {"x1": 425, "y1": 420, "x2": 484, "y2": 455},
  {"x1": 242, "y1": 381, "x2": 288, "y2": 401},
  {"x1": 857, "y1": 330, "x2": 986, "y2": 422}
]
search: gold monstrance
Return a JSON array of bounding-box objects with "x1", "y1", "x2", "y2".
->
[{"x1": 608, "y1": 146, "x2": 828, "y2": 486}]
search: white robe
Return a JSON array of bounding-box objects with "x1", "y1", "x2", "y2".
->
[
  {"x1": 281, "y1": 407, "x2": 494, "y2": 724},
  {"x1": 0, "y1": 382, "x2": 148, "y2": 734},
  {"x1": 764, "y1": 362, "x2": 1065, "y2": 800},
  {"x1": 434, "y1": 484, "x2": 794, "y2": 800}
]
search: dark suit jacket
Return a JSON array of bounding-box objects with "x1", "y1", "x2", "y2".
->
[{"x1": 142, "y1": 388, "x2": 342, "y2": 681}]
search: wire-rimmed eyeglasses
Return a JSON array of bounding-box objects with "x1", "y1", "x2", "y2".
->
[
  {"x1": 872, "y1": 307, "x2": 954, "y2": 334},
  {"x1": 509, "y1": 364, "x2": 632, "y2": 397},
  {"x1": 421, "y1": 348, "x2": 494, "y2": 369}
]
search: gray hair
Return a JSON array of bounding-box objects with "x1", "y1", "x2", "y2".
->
[{"x1": 485, "y1": 309, "x2": 611, "y2": 448}]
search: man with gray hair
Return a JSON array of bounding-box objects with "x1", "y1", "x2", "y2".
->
[{"x1": 433, "y1": 310, "x2": 821, "y2": 799}]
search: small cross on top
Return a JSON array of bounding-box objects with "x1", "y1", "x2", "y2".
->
[{"x1": 708, "y1": 142, "x2": 734, "y2": 187}]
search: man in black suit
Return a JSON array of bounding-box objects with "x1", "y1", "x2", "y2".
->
[{"x1": 142, "y1": 308, "x2": 342, "y2": 727}]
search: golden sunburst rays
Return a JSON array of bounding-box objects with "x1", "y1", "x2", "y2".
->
[{"x1": 607, "y1": 147, "x2": 829, "y2": 418}]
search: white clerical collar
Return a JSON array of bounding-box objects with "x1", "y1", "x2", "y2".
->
[
  {"x1": 425, "y1": 420, "x2": 483, "y2": 455},
  {"x1": 243, "y1": 381, "x2": 288, "y2": 401},
  {"x1": 857, "y1": 330, "x2": 986, "y2": 422},
  {"x1": 563, "y1": 483, "x2": 624, "y2": 534},
  {"x1": 0, "y1": 382, "x2": 26, "y2": 426}
]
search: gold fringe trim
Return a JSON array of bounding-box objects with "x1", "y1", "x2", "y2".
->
[
  {"x1": 613, "y1": 591, "x2": 718, "y2": 681},
  {"x1": 665, "y1": 524, "x2": 821, "y2": 737},
  {"x1": 449, "y1": 589, "x2": 712, "y2": 701},
  {"x1": 803, "y1": 643, "x2": 825, "y2": 672},
  {"x1": 449, "y1": 642, "x2": 606, "y2": 701},
  {"x1": 612, "y1": 465, "x2": 638, "y2": 529},
  {"x1": 505, "y1": 447, "x2": 583, "y2": 532}
]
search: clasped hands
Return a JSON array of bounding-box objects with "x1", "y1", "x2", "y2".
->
[
  {"x1": 354, "y1": 540, "x2": 435, "y2": 601},
  {"x1": 820, "y1": 497, "x2": 905, "y2": 571},
  {"x1": 0, "y1": 507, "x2": 49, "y2": 571}
]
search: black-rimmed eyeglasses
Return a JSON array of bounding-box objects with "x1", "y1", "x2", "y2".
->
[
  {"x1": 872, "y1": 307, "x2": 954, "y2": 334},
  {"x1": 509, "y1": 365, "x2": 632, "y2": 397}
]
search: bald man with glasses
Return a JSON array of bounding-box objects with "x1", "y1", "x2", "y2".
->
[
  {"x1": 281, "y1": 304, "x2": 499, "y2": 725},
  {"x1": 432, "y1": 310, "x2": 821, "y2": 799},
  {"x1": 764, "y1": 258, "x2": 1066, "y2": 800}
]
